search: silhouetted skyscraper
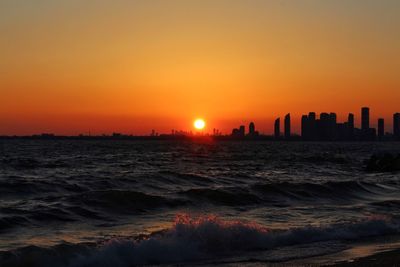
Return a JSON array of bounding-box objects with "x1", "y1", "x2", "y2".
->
[
  {"x1": 330, "y1": 113, "x2": 337, "y2": 124},
  {"x1": 249, "y1": 122, "x2": 255, "y2": 135},
  {"x1": 308, "y1": 112, "x2": 316, "y2": 121},
  {"x1": 284, "y1": 113, "x2": 291, "y2": 139},
  {"x1": 239, "y1": 125, "x2": 245, "y2": 137},
  {"x1": 348, "y1": 113, "x2": 354, "y2": 128},
  {"x1": 378, "y1": 118, "x2": 384, "y2": 140},
  {"x1": 320, "y1": 113, "x2": 330, "y2": 140},
  {"x1": 329, "y1": 113, "x2": 337, "y2": 140},
  {"x1": 274, "y1": 118, "x2": 280, "y2": 139},
  {"x1": 362, "y1": 107, "x2": 370, "y2": 131},
  {"x1": 301, "y1": 115, "x2": 308, "y2": 140},
  {"x1": 348, "y1": 113, "x2": 354, "y2": 129},
  {"x1": 394, "y1": 113, "x2": 400, "y2": 140},
  {"x1": 348, "y1": 113, "x2": 354, "y2": 140},
  {"x1": 308, "y1": 112, "x2": 316, "y2": 140},
  {"x1": 232, "y1": 125, "x2": 246, "y2": 137},
  {"x1": 361, "y1": 107, "x2": 376, "y2": 141}
]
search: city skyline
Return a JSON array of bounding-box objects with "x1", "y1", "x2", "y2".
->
[
  {"x1": 244, "y1": 107, "x2": 399, "y2": 141},
  {"x1": 1, "y1": 1, "x2": 400, "y2": 135},
  {"x1": 2, "y1": 107, "x2": 399, "y2": 140},
  {"x1": 2, "y1": 106, "x2": 400, "y2": 136}
]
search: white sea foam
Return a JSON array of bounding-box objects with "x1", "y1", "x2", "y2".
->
[{"x1": 69, "y1": 214, "x2": 400, "y2": 267}]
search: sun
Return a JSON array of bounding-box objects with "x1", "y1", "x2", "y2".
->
[{"x1": 194, "y1": 119, "x2": 206, "y2": 130}]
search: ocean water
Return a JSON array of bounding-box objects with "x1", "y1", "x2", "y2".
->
[{"x1": 1, "y1": 139, "x2": 400, "y2": 266}]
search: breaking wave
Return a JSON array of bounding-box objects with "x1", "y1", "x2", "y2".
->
[{"x1": 2, "y1": 214, "x2": 399, "y2": 267}]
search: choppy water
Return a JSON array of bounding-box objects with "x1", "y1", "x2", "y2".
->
[{"x1": 1, "y1": 140, "x2": 400, "y2": 266}]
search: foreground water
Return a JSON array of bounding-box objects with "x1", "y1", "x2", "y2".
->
[{"x1": 1, "y1": 140, "x2": 400, "y2": 266}]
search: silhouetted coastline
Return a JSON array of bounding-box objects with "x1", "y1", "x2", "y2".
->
[{"x1": 2, "y1": 107, "x2": 398, "y2": 142}]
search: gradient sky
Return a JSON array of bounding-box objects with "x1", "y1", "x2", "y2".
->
[{"x1": 1, "y1": 0, "x2": 399, "y2": 135}]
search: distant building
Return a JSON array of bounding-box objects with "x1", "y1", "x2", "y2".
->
[
  {"x1": 249, "y1": 122, "x2": 255, "y2": 135},
  {"x1": 394, "y1": 113, "x2": 400, "y2": 140},
  {"x1": 329, "y1": 113, "x2": 337, "y2": 140},
  {"x1": 308, "y1": 112, "x2": 316, "y2": 140},
  {"x1": 232, "y1": 125, "x2": 246, "y2": 137},
  {"x1": 378, "y1": 118, "x2": 384, "y2": 140},
  {"x1": 301, "y1": 115, "x2": 309, "y2": 140},
  {"x1": 308, "y1": 112, "x2": 316, "y2": 121},
  {"x1": 348, "y1": 113, "x2": 354, "y2": 129},
  {"x1": 284, "y1": 113, "x2": 291, "y2": 139},
  {"x1": 362, "y1": 107, "x2": 370, "y2": 131},
  {"x1": 239, "y1": 125, "x2": 245, "y2": 137},
  {"x1": 247, "y1": 122, "x2": 259, "y2": 137},
  {"x1": 361, "y1": 107, "x2": 376, "y2": 141},
  {"x1": 231, "y1": 128, "x2": 239, "y2": 136},
  {"x1": 320, "y1": 113, "x2": 330, "y2": 140},
  {"x1": 330, "y1": 113, "x2": 337, "y2": 124},
  {"x1": 274, "y1": 118, "x2": 280, "y2": 139},
  {"x1": 291, "y1": 107, "x2": 400, "y2": 142},
  {"x1": 150, "y1": 129, "x2": 158, "y2": 136},
  {"x1": 213, "y1": 128, "x2": 221, "y2": 136},
  {"x1": 300, "y1": 111, "x2": 360, "y2": 141},
  {"x1": 348, "y1": 113, "x2": 355, "y2": 140}
]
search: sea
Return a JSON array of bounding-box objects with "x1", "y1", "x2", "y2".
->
[{"x1": 1, "y1": 139, "x2": 400, "y2": 266}]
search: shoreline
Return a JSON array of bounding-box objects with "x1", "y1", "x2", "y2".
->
[
  {"x1": 329, "y1": 248, "x2": 400, "y2": 267},
  {"x1": 1, "y1": 135, "x2": 400, "y2": 142},
  {"x1": 284, "y1": 236, "x2": 400, "y2": 267}
]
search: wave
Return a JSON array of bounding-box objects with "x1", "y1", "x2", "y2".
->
[
  {"x1": 158, "y1": 170, "x2": 214, "y2": 183},
  {"x1": 0, "y1": 215, "x2": 29, "y2": 232},
  {"x1": 178, "y1": 181, "x2": 399, "y2": 207},
  {"x1": 69, "y1": 215, "x2": 400, "y2": 266},
  {"x1": 252, "y1": 180, "x2": 393, "y2": 202},
  {"x1": 2, "y1": 214, "x2": 399, "y2": 267},
  {"x1": 2, "y1": 157, "x2": 69, "y2": 170},
  {"x1": 69, "y1": 190, "x2": 186, "y2": 213},
  {"x1": 0, "y1": 180, "x2": 44, "y2": 196},
  {"x1": 1, "y1": 205, "x2": 105, "y2": 228},
  {"x1": 370, "y1": 199, "x2": 400, "y2": 208},
  {"x1": 180, "y1": 187, "x2": 261, "y2": 205}
]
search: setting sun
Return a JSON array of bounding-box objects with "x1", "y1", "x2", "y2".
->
[{"x1": 194, "y1": 119, "x2": 206, "y2": 130}]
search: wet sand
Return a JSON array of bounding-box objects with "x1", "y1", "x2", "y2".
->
[{"x1": 329, "y1": 249, "x2": 400, "y2": 267}]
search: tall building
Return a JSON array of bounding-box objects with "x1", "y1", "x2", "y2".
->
[
  {"x1": 329, "y1": 113, "x2": 337, "y2": 140},
  {"x1": 361, "y1": 107, "x2": 370, "y2": 131},
  {"x1": 284, "y1": 113, "x2": 291, "y2": 139},
  {"x1": 348, "y1": 113, "x2": 355, "y2": 139},
  {"x1": 378, "y1": 118, "x2": 384, "y2": 140},
  {"x1": 394, "y1": 113, "x2": 400, "y2": 140},
  {"x1": 320, "y1": 113, "x2": 330, "y2": 140},
  {"x1": 301, "y1": 115, "x2": 309, "y2": 140},
  {"x1": 348, "y1": 113, "x2": 354, "y2": 129},
  {"x1": 249, "y1": 122, "x2": 255, "y2": 135},
  {"x1": 330, "y1": 113, "x2": 337, "y2": 124},
  {"x1": 239, "y1": 125, "x2": 245, "y2": 137},
  {"x1": 308, "y1": 112, "x2": 316, "y2": 140},
  {"x1": 274, "y1": 118, "x2": 280, "y2": 139}
]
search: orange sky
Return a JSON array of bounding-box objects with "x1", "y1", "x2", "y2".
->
[{"x1": 1, "y1": 1, "x2": 399, "y2": 135}]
